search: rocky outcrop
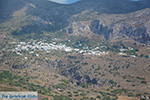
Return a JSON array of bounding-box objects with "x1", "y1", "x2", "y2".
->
[
  {"x1": 89, "y1": 20, "x2": 113, "y2": 40},
  {"x1": 68, "y1": 70, "x2": 117, "y2": 87},
  {"x1": 67, "y1": 8, "x2": 150, "y2": 44},
  {"x1": 12, "y1": 64, "x2": 29, "y2": 69},
  {"x1": 1, "y1": 0, "x2": 150, "y2": 37},
  {"x1": 89, "y1": 19, "x2": 150, "y2": 43}
]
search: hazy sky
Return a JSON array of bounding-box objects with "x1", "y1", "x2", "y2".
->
[
  {"x1": 49, "y1": 0, "x2": 79, "y2": 4},
  {"x1": 49, "y1": 0, "x2": 143, "y2": 4},
  {"x1": 131, "y1": 0, "x2": 142, "y2": 1}
]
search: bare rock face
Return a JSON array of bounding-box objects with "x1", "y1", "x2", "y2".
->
[
  {"x1": 89, "y1": 18, "x2": 150, "y2": 43},
  {"x1": 12, "y1": 64, "x2": 30, "y2": 69},
  {"x1": 89, "y1": 20, "x2": 113, "y2": 40},
  {"x1": 67, "y1": 8, "x2": 150, "y2": 44},
  {"x1": 0, "y1": 0, "x2": 150, "y2": 45},
  {"x1": 70, "y1": 72, "x2": 117, "y2": 87}
]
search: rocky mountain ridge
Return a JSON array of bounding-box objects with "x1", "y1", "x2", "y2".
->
[
  {"x1": 67, "y1": 8, "x2": 150, "y2": 44},
  {"x1": 0, "y1": 0, "x2": 150, "y2": 44},
  {"x1": 1, "y1": 1, "x2": 150, "y2": 99}
]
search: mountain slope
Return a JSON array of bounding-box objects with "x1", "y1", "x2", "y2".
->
[
  {"x1": 67, "y1": 8, "x2": 150, "y2": 44},
  {"x1": 0, "y1": 0, "x2": 150, "y2": 43},
  {"x1": 0, "y1": 0, "x2": 150, "y2": 99},
  {"x1": 1, "y1": 0, "x2": 150, "y2": 43}
]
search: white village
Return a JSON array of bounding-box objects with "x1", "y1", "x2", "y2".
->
[{"x1": 11, "y1": 40, "x2": 109, "y2": 58}]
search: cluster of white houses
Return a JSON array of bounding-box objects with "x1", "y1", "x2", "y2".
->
[{"x1": 12, "y1": 40, "x2": 109, "y2": 56}]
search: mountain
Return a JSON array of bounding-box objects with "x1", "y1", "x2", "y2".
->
[
  {"x1": 68, "y1": 8, "x2": 150, "y2": 44},
  {"x1": 0, "y1": 0, "x2": 150, "y2": 44},
  {"x1": 0, "y1": 0, "x2": 150, "y2": 100}
]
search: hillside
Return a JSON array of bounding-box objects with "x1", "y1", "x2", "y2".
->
[
  {"x1": 0, "y1": 0, "x2": 150, "y2": 100},
  {"x1": 0, "y1": 0, "x2": 150, "y2": 44}
]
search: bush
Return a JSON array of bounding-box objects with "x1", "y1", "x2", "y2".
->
[
  {"x1": 97, "y1": 95, "x2": 101, "y2": 98},
  {"x1": 73, "y1": 91, "x2": 78, "y2": 94},
  {"x1": 68, "y1": 94, "x2": 72, "y2": 97},
  {"x1": 141, "y1": 81, "x2": 147, "y2": 84},
  {"x1": 74, "y1": 94, "x2": 79, "y2": 97},
  {"x1": 52, "y1": 95, "x2": 72, "y2": 100},
  {"x1": 128, "y1": 94, "x2": 134, "y2": 97}
]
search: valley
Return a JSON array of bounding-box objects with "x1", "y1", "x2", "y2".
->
[{"x1": 0, "y1": 0, "x2": 150, "y2": 100}]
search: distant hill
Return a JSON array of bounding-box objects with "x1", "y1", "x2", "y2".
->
[{"x1": 0, "y1": 0, "x2": 150, "y2": 43}]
